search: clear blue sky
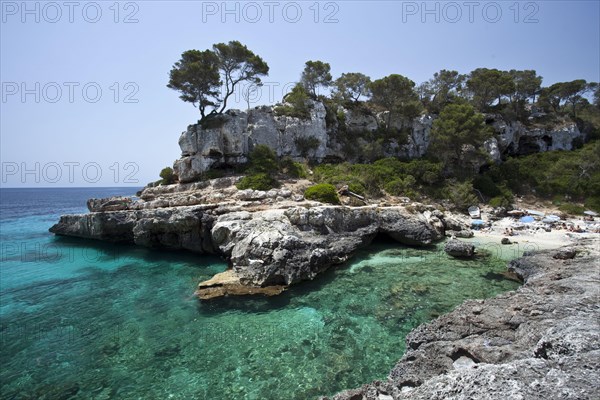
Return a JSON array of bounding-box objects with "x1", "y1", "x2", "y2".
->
[{"x1": 1, "y1": 0, "x2": 599, "y2": 187}]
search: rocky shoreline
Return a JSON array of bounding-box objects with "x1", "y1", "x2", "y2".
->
[
  {"x1": 323, "y1": 238, "x2": 600, "y2": 400},
  {"x1": 48, "y1": 177, "x2": 599, "y2": 398},
  {"x1": 49, "y1": 178, "x2": 474, "y2": 299}
]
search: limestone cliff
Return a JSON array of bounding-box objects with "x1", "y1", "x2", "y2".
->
[{"x1": 173, "y1": 101, "x2": 583, "y2": 183}]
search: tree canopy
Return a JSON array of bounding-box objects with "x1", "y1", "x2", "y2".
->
[
  {"x1": 213, "y1": 40, "x2": 269, "y2": 113},
  {"x1": 370, "y1": 74, "x2": 421, "y2": 126},
  {"x1": 167, "y1": 41, "x2": 268, "y2": 119},
  {"x1": 538, "y1": 79, "x2": 590, "y2": 116},
  {"x1": 301, "y1": 60, "x2": 332, "y2": 98},
  {"x1": 168, "y1": 47, "x2": 597, "y2": 128},
  {"x1": 419, "y1": 70, "x2": 466, "y2": 113},
  {"x1": 333, "y1": 72, "x2": 372, "y2": 103},
  {"x1": 167, "y1": 49, "x2": 221, "y2": 119},
  {"x1": 429, "y1": 103, "x2": 493, "y2": 169},
  {"x1": 466, "y1": 68, "x2": 515, "y2": 110}
]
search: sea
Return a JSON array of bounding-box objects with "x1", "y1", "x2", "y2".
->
[{"x1": 0, "y1": 187, "x2": 521, "y2": 400}]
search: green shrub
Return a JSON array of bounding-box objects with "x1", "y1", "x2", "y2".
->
[
  {"x1": 558, "y1": 203, "x2": 585, "y2": 215},
  {"x1": 473, "y1": 175, "x2": 502, "y2": 197},
  {"x1": 384, "y1": 175, "x2": 416, "y2": 196},
  {"x1": 312, "y1": 158, "x2": 444, "y2": 199},
  {"x1": 159, "y1": 167, "x2": 176, "y2": 185},
  {"x1": 337, "y1": 109, "x2": 346, "y2": 124},
  {"x1": 248, "y1": 145, "x2": 279, "y2": 174},
  {"x1": 294, "y1": 136, "x2": 321, "y2": 158},
  {"x1": 489, "y1": 196, "x2": 511, "y2": 208},
  {"x1": 279, "y1": 157, "x2": 308, "y2": 178},
  {"x1": 348, "y1": 182, "x2": 366, "y2": 196},
  {"x1": 584, "y1": 196, "x2": 600, "y2": 212},
  {"x1": 304, "y1": 184, "x2": 340, "y2": 204},
  {"x1": 485, "y1": 141, "x2": 600, "y2": 200},
  {"x1": 236, "y1": 173, "x2": 280, "y2": 191},
  {"x1": 274, "y1": 83, "x2": 311, "y2": 119},
  {"x1": 443, "y1": 181, "x2": 479, "y2": 211},
  {"x1": 323, "y1": 98, "x2": 342, "y2": 129}
]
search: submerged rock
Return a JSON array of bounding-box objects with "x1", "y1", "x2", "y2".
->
[{"x1": 196, "y1": 270, "x2": 286, "y2": 300}]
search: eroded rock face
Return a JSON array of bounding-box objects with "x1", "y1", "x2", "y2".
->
[
  {"x1": 488, "y1": 114, "x2": 583, "y2": 156},
  {"x1": 50, "y1": 186, "x2": 452, "y2": 297},
  {"x1": 208, "y1": 206, "x2": 443, "y2": 288},
  {"x1": 322, "y1": 238, "x2": 600, "y2": 400},
  {"x1": 173, "y1": 105, "x2": 583, "y2": 183},
  {"x1": 50, "y1": 206, "x2": 215, "y2": 253}
]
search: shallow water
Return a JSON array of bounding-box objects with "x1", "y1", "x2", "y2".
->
[{"x1": 0, "y1": 188, "x2": 521, "y2": 399}]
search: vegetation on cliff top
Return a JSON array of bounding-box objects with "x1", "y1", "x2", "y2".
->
[
  {"x1": 166, "y1": 46, "x2": 599, "y2": 211},
  {"x1": 311, "y1": 141, "x2": 599, "y2": 212},
  {"x1": 167, "y1": 41, "x2": 269, "y2": 119}
]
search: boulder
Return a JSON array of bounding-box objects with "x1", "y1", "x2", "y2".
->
[
  {"x1": 553, "y1": 248, "x2": 577, "y2": 260},
  {"x1": 444, "y1": 239, "x2": 475, "y2": 258}
]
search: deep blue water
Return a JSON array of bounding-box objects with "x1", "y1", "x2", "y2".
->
[{"x1": 0, "y1": 188, "x2": 520, "y2": 399}]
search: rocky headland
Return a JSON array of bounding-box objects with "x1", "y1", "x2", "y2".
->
[
  {"x1": 50, "y1": 177, "x2": 469, "y2": 299},
  {"x1": 49, "y1": 100, "x2": 586, "y2": 299}
]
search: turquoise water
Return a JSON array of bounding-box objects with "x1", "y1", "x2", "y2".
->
[{"x1": 0, "y1": 188, "x2": 521, "y2": 399}]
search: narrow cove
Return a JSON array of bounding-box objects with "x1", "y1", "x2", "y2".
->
[{"x1": 0, "y1": 234, "x2": 521, "y2": 400}]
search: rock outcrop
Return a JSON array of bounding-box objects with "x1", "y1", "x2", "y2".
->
[
  {"x1": 321, "y1": 238, "x2": 600, "y2": 400},
  {"x1": 208, "y1": 206, "x2": 443, "y2": 291},
  {"x1": 50, "y1": 205, "x2": 216, "y2": 253},
  {"x1": 172, "y1": 102, "x2": 583, "y2": 182},
  {"x1": 50, "y1": 180, "x2": 465, "y2": 298}
]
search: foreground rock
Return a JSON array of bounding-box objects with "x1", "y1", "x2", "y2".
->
[
  {"x1": 195, "y1": 270, "x2": 286, "y2": 300},
  {"x1": 207, "y1": 206, "x2": 443, "y2": 290},
  {"x1": 322, "y1": 238, "x2": 600, "y2": 399},
  {"x1": 444, "y1": 239, "x2": 475, "y2": 258}
]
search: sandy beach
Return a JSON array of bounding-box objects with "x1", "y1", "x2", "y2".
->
[{"x1": 460, "y1": 206, "x2": 600, "y2": 260}]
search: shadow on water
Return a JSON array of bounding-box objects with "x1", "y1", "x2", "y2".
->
[
  {"x1": 49, "y1": 235, "x2": 227, "y2": 272},
  {"x1": 199, "y1": 236, "x2": 439, "y2": 316}
]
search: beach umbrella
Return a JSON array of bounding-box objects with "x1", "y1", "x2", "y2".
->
[
  {"x1": 520, "y1": 216, "x2": 535, "y2": 223},
  {"x1": 584, "y1": 210, "x2": 598, "y2": 216},
  {"x1": 471, "y1": 219, "x2": 486, "y2": 226}
]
